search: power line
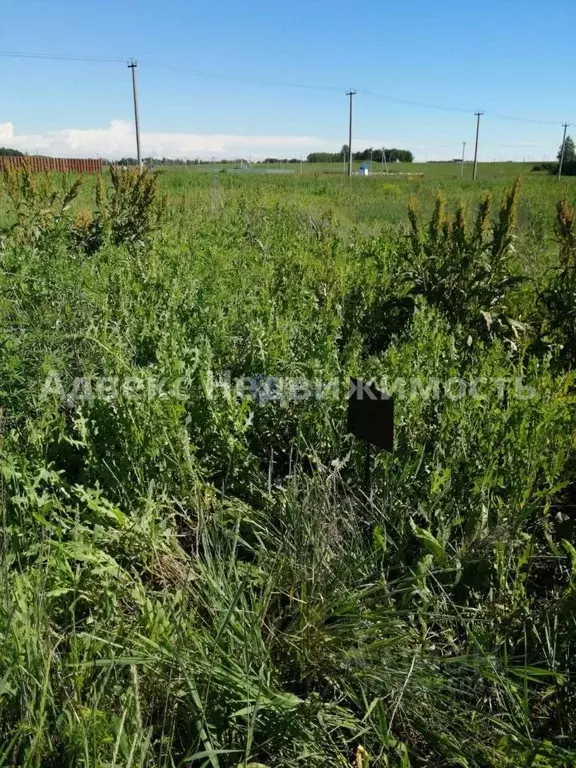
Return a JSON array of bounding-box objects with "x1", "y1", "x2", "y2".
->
[
  {"x1": 0, "y1": 49, "x2": 573, "y2": 126},
  {"x1": 490, "y1": 111, "x2": 562, "y2": 126},
  {"x1": 0, "y1": 50, "x2": 125, "y2": 63},
  {"x1": 359, "y1": 90, "x2": 568, "y2": 125},
  {"x1": 149, "y1": 65, "x2": 562, "y2": 127},
  {"x1": 140, "y1": 62, "x2": 344, "y2": 93},
  {"x1": 139, "y1": 67, "x2": 576, "y2": 125},
  {"x1": 0, "y1": 50, "x2": 343, "y2": 92},
  {"x1": 357, "y1": 88, "x2": 473, "y2": 114}
]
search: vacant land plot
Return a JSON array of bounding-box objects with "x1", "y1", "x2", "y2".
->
[{"x1": 0, "y1": 163, "x2": 575, "y2": 766}]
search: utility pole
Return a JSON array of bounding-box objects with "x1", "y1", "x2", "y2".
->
[
  {"x1": 128, "y1": 59, "x2": 142, "y2": 169},
  {"x1": 382, "y1": 146, "x2": 388, "y2": 174},
  {"x1": 346, "y1": 90, "x2": 356, "y2": 177},
  {"x1": 460, "y1": 141, "x2": 466, "y2": 178},
  {"x1": 472, "y1": 111, "x2": 483, "y2": 181},
  {"x1": 558, "y1": 123, "x2": 569, "y2": 181}
]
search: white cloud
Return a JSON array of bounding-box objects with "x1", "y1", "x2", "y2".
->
[
  {"x1": 0, "y1": 122, "x2": 553, "y2": 162},
  {"x1": 0, "y1": 120, "x2": 344, "y2": 159}
]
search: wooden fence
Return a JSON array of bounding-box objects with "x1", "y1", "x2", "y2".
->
[{"x1": 0, "y1": 156, "x2": 102, "y2": 173}]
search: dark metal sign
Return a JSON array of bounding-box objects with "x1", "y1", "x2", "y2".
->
[
  {"x1": 347, "y1": 378, "x2": 394, "y2": 452},
  {"x1": 347, "y1": 378, "x2": 394, "y2": 494}
]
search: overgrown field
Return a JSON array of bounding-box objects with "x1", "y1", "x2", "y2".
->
[{"x1": 0, "y1": 164, "x2": 575, "y2": 767}]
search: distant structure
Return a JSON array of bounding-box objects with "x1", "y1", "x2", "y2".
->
[
  {"x1": 0, "y1": 156, "x2": 102, "y2": 173},
  {"x1": 359, "y1": 163, "x2": 370, "y2": 176}
]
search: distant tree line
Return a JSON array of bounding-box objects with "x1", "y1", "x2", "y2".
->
[
  {"x1": 0, "y1": 146, "x2": 418, "y2": 167},
  {"x1": 261, "y1": 158, "x2": 302, "y2": 164},
  {"x1": 533, "y1": 135, "x2": 576, "y2": 176},
  {"x1": 106, "y1": 158, "x2": 266, "y2": 166},
  {"x1": 307, "y1": 145, "x2": 413, "y2": 163},
  {"x1": 535, "y1": 161, "x2": 576, "y2": 177},
  {"x1": 0, "y1": 147, "x2": 24, "y2": 156},
  {"x1": 556, "y1": 135, "x2": 576, "y2": 176},
  {"x1": 105, "y1": 157, "x2": 202, "y2": 166}
]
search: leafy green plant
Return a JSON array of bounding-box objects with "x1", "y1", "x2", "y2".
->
[
  {"x1": 404, "y1": 179, "x2": 527, "y2": 339},
  {"x1": 538, "y1": 200, "x2": 576, "y2": 366},
  {"x1": 70, "y1": 167, "x2": 163, "y2": 255},
  {"x1": 99, "y1": 166, "x2": 161, "y2": 248},
  {"x1": 0, "y1": 159, "x2": 82, "y2": 247}
]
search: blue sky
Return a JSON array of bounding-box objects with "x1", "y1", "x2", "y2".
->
[{"x1": 0, "y1": 0, "x2": 574, "y2": 160}]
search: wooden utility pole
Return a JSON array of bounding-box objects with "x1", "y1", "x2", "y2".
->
[
  {"x1": 558, "y1": 123, "x2": 569, "y2": 181},
  {"x1": 472, "y1": 111, "x2": 483, "y2": 181},
  {"x1": 128, "y1": 59, "x2": 142, "y2": 169},
  {"x1": 346, "y1": 90, "x2": 356, "y2": 177},
  {"x1": 382, "y1": 146, "x2": 388, "y2": 174}
]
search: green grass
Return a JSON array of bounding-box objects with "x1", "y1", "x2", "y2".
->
[
  {"x1": 166, "y1": 160, "x2": 556, "y2": 181},
  {"x1": 0, "y1": 164, "x2": 575, "y2": 767}
]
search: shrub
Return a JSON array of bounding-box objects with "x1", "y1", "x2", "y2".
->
[
  {"x1": 403, "y1": 180, "x2": 526, "y2": 337},
  {"x1": 0, "y1": 160, "x2": 82, "y2": 248},
  {"x1": 538, "y1": 199, "x2": 576, "y2": 366},
  {"x1": 70, "y1": 168, "x2": 164, "y2": 255},
  {"x1": 344, "y1": 180, "x2": 528, "y2": 356}
]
